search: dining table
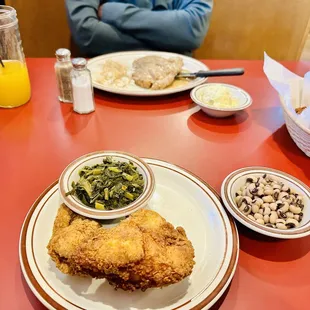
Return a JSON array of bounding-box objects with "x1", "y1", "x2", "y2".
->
[{"x1": 0, "y1": 58, "x2": 309, "y2": 310}]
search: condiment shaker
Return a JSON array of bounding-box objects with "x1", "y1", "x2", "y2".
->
[
  {"x1": 71, "y1": 58, "x2": 95, "y2": 114},
  {"x1": 55, "y1": 48, "x2": 73, "y2": 103}
]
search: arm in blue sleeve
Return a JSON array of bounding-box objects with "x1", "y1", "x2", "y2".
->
[
  {"x1": 101, "y1": 0, "x2": 213, "y2": 52},
  {"x1": 65, "y1": 0, "x2": 149, "y2": 55}
]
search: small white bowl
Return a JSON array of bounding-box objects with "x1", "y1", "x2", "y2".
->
[
  {"x1": 59, "y1": 151, "x2": 155, "y2": 219},
  {"x1": 190, "y1": 83, "x2": 252, "y2": 118},
  {"x1": 221, "y1": 167, "x2": 310, "y2": 239}
]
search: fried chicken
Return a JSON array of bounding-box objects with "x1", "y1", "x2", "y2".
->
[
  {"x1": 47, "y1": 205, "x2": 101, "y2": 275},
  {"x1": 132, "y1": 56, "x2": 183, "y2": 90},
  {"x1": 47, "y1": 205, "x2": 195, "y2": 291}
]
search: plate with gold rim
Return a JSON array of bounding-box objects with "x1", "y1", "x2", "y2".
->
[{"x1": 19, "y1": 158, "x2": 239, "y2": 310}]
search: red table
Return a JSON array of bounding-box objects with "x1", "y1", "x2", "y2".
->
[{"x1": 0, "y1": 59, "x2": 309, "y2": 310}]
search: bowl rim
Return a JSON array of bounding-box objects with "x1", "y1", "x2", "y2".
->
[
  {"x1": 190, "y1": 83, "x2": 253, "y2": 112},
  {"x1": 221, "y1": 166, "x2": 310, "y2": 239},
  {"x1": 58, "y1": 151, "x2": 155, "y2": 219}
]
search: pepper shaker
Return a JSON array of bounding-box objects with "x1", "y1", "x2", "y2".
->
[
  {"x1": 71, "y1": 58, "x2": 95, "y2": 114},
  {"x1": 55, "y1": 48, "x2": 73, "y2": 103}
]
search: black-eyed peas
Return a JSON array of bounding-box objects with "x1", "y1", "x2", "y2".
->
[{"x1": 235, "y1": 174, "x2": 305, "y2": 230}]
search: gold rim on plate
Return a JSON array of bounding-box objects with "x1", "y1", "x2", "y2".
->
[{"x1": 20, "y1": 159, "x2": 239, "y2": 310}]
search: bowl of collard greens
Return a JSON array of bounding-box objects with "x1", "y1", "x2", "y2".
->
[{"x1": 59, "y1": 151, "x2": 155, "y2": 219}]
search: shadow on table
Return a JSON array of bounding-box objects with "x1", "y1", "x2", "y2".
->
[
  {"x1": 187, "y1": 110, "x2": 250, "y2": 141},
  {"x1": 47, "y1": 102, "x2": 94, "y2": 135},
  {"x1": 20, "y1": 269, "x2": 46, "y2": 310},
  {"x1": 65, "y1": 110, "x2": 94, "y2": 135},
  {"x1": 236, "y1": 222, "x2": 310, "y2": 262},
  {"x1": 251, "y1": 106, "x2": 284, "y2": 132},
  {"x1": 47, "y1": 101, "x2": 71, "y2": 122},
  {"x1": 271, "y1": 124, "x2": 310, "y2": 179},
  {"x1": 94, "y1": 89, "x2": 194, "y2": 114}
]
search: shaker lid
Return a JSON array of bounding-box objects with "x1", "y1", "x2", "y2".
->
[
  {"x1": 55, "y1": 48, "x2": 71, "y2": 60},
  {"x1": 72, "y1": 58, "x2": 87, "y2": 69}
]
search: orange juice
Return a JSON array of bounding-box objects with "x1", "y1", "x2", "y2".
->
[{"x1": 0, "y1": 60, "x2": 31, "y2": 108}]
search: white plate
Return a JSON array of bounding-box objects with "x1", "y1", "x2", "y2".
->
[
  {"x1": 88, "y1": 51, "x2": 209, "y2": 96},
  {"x1": 221, "y1": 166, "x2": 310, "y2": 239},
  {"x1": 19, "y1": 159, "x2": 239, "y2": 310}
]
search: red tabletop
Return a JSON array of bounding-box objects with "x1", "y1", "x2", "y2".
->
[{"x1": 0, "y1": 58, "x2": 309, "y2": 310}]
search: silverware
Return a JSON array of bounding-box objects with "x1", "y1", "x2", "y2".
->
[{"x1": 176, "y1": 68, "x2": 244, "y2": 79}]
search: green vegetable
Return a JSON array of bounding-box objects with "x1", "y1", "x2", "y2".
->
[
  {"x1": 104, "y1": 188, "x2": 109, "y2": 200},
  {"x1": 95, "y1": 201, "x2": 105, "y2": 210},
  {"x1": 108, "y1": 167, "x2": 122, "y2": 173},
  {"x1": 122, "y1": 173, "x2": 134, "y2": 181},
  {"x1": 66, "y1": 156, "x2": 144, "y2": 210},
  {"x1": 124, "y1": 192, "x2": 134, "y2": 200},
  {"x1": 79, "y1": 178, "x2": 92, "y2": 196}
]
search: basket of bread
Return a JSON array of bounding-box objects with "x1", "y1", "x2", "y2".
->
[{"x1": 264, "y1": 53, "x2": 310, "y2": 157}]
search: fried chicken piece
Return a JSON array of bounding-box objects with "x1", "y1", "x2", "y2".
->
[
  {"x1": 72, "y1": 209, "x2": 195, "y2": 291},
  {"x1": 71, "y1": 222, "x2": 145, "y2": 277},
  {"x1": 132, "y1": 56, "x2": 183, "y2": 90},
  {"x1": 47, "y1": 206, "x2": 195, "y2": 291},
  {"x1": 47, "y1": 204, "x2": 101, "y2": 275}
]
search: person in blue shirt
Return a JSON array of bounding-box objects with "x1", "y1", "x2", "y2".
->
[{"x1": 66, "y1": 0, "x2": 213, "y2": 56}]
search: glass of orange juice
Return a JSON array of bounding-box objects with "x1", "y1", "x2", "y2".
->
[{"x1": 0, "y1": 6, "x2": 31, "y2": 108}]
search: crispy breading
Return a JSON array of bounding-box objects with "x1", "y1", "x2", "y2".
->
[
  {"x1": 47, "y1": 204, "x2": 101, "y2": 275},
  {"x1": 101, "y1": 210, "x2": 195, "y2": 290},
  {"x1": 71, "y1": 222, "x2": 145, "y2": 277},
  {"x1": 47, "y1": 206, "x2": 195, "y2": 291}
]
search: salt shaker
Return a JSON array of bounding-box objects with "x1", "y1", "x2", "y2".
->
[
  {"x1": 55, "y1": 48, "x2": 73, "y2": 103},
  {"x1": 71, "y1": 58, "x2": 95, "y2": 114}
]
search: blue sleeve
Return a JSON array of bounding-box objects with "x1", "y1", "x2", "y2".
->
[
  {"x1": 101, "y1": 0, "x2": 213, "y2": 52},
  {"x1": 65, "y1": 0, "x2": 149, "y2": 55}
]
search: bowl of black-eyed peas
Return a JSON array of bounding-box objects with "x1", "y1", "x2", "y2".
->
[{"x1": 221, "y1": 167, "x2": 310, "y2": 239}]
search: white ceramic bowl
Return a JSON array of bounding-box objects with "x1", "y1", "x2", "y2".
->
[
  {"x1": 59, "y1": 151, "x2": 155, "y2": 219},
  {"x1": 221, "y1": 167, "x2": 310, "y2": 239},
  {"x1": 190, "y1": 83, "x2": 252, "y2": 118}
]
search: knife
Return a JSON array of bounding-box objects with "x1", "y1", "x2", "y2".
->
[{"x1": 176, "y1": 68, "x2": 244, "y2": 79}]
